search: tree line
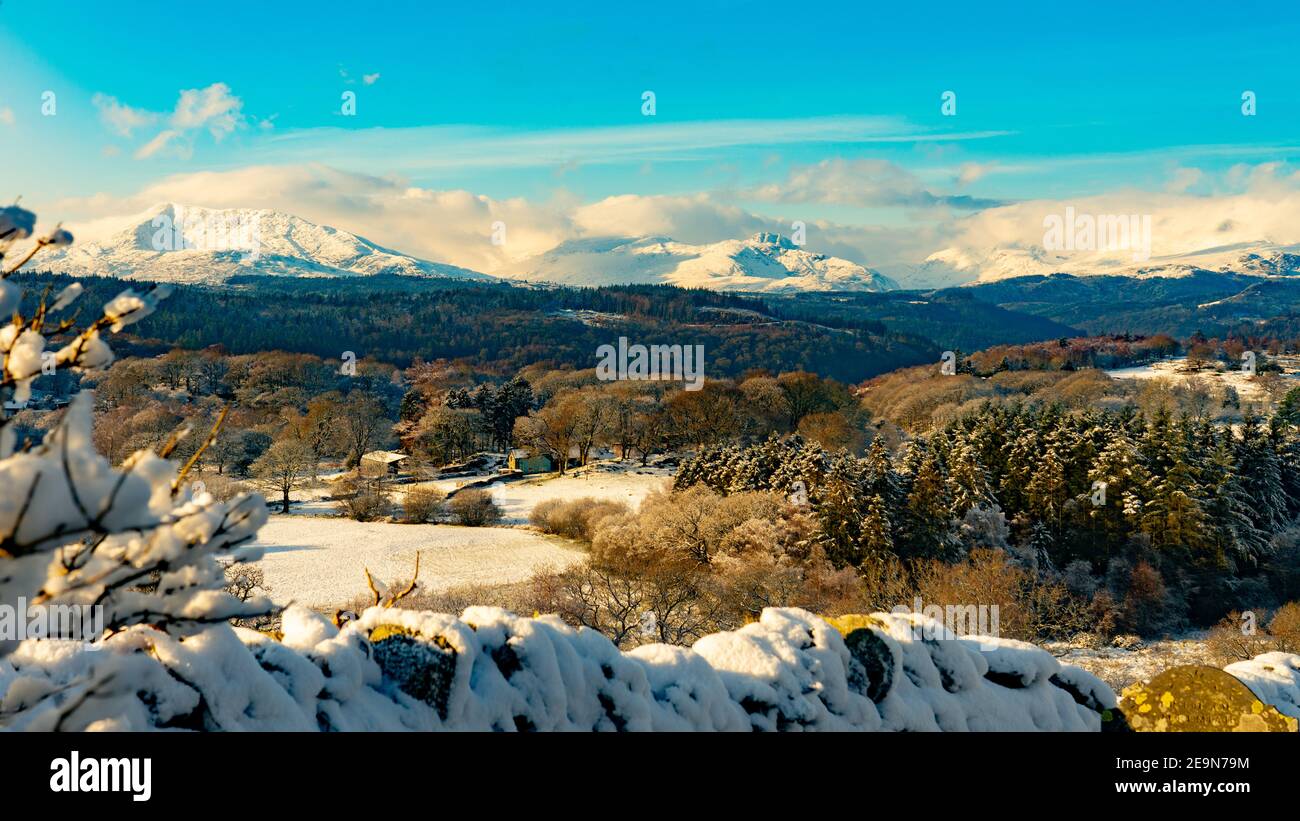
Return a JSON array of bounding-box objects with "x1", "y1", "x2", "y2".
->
[{"x1": 676, "y1": 402, "x2": 1300, "y2": 635}]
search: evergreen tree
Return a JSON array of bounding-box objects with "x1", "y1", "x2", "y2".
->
[
  {"x1": 946, "y1": 438, "x2": 994, "y2": 519},
  {"x1": 1140, "y1": 457, "x2": 1211, "y2": 556},
  {"x1": 1201, "y1": 433, "x2": 1267, "y2": 567},
  {"x1": 898, "y1": 446, "x2": 958, "y2": 560},
  {"x1": 1237, "y1": 412, "x2": 1289, "y2": 535}
]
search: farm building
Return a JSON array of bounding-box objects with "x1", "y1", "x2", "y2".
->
[
  {"x1": 508, "y1": 449, "x2": 556, "y2": 474},
  {"x1": 359, "y1": 450, "x2": 409, "y2": 477}
]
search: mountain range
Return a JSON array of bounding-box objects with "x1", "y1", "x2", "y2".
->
[
  {"x1": 927, "y1": 240, "x2": 1300, "y2": 285},
  {"x1": 41, "y1": 203, "x2": 491, "y2": 285},
  {"x1": 501, "y1": 232, "x2": 900, "y2": 292},
  {"x1": 45, "y1": 205, "x2": 897, "y2": 293},
  {"x1": 40, "y1": 204, "x2": 1300, "y2": 325}
]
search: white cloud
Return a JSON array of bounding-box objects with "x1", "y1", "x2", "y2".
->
[
  {"x1": 254, "y1": 117, "x2": 1011, "y2": 172},
  {"x1": 746, "y1": 158, "x2": 1003, "y2": 210},
  {"x1": 170, "y1": 82, "x2": 243, "y2": 139},
  {"x1": 1164, "y1": 166, "x2": 1203, "y2": 194},
  {"x1": 54, "y1": 160, "x2": 1300, "y2": 289},
  {"x1": 363, "y1": 73, "x2": 381, "y2": 85},
  {"x1": 926, "y1": 164, "x2": 1300, "y2": 281},
  {"x1": 53, "y1": 165, "x2": 913, "y2": 277},
  {"x1": 92, "y1": 93, "x2": 156, "y2": 137},
  {"x1": 57, "y1": 165, "x2": 572, "y2": 273},
  {"x1": 955, "y1": 161, "x2": 996, "y2": 186},
  {"x1": 135, "y1": 129, "x2": 185, "y2": 160},
  {"x1": 94, "y1": 83, "x2": 245, "y2": 159},
  {"x1": 572, "y1": 193, "x2": 765, "y2": 244}
]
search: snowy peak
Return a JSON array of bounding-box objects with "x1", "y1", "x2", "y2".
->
[
  {"x1": 749, "y1": 231, "x2": 799, "y2": 250},
  {"x1": 932, "y1": 239, "x2": 1300, "y2": 286},
  {"x1": 505, "y1": 232, "x2": 898, "y2": 293},
  {"x1": 41, "y1": 203, "x2": 491, "y2": 285}
]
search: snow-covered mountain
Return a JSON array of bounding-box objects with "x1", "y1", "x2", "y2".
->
[
  {"x1": 40, "y1": 203, "x2": 491, "y2": 284},
  {"x1": 927, "y1": 240, "x2": 1300, "y2": 286},
  {"x1": 503, "y1": 233, "x2": 899, "y2": 293}
]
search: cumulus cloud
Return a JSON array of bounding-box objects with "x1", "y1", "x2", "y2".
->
[
  {"x1": 926, "y1": 163, "x2": 1300, "y2": 281},
  {"x1": 170, "y1": 83, "x2": 243, "y2": 139},
  {"x1": 53, "y1": 164, "x2": 927, "y2": 278},
  {"x1": 92, "y1": 93, "x2": 156, "y2": 138},
  {"x1": 1164, "y1": 166, "x2": 1203, "y2": 194},
  {"x1": 572, "y1": 194, "x2": 766, "y2": 245},
  {"x1": 94, "y1": 83, "x2": 246, "y2": 160},
  {"x1": 747, "y1": 158, "x2": 1003, "y2": 210},
  {"x1": 955, "y1": 161, "x2": 995, "y2": 186},
  {"x1": 57, "y1": 165, "x2": 572, "y2": 273},
  {"x1": 55, "y1": 159, "x2": 1298, "y2": 288}
]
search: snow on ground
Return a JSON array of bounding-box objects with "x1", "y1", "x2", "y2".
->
[
  {"x1": 484, "y1": 461, "x2": 674, "y2": 524},
  {"x1": 280, "y1": 481, "x2": 340, "y2": 515},
  {"x1": 391, "y1": 459, "x2": 673, "y2": 524},
  {"x1": 247, "y1": 516, "x2": 586, "y2": 609},
  {"x1": 1106, "y1": 356, "x2": 1300, "y2": 402},
  {"x1": 1045, "y1": 636, "x2": 1216, "y2": 692}
]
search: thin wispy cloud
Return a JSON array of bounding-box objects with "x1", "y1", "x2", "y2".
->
[
  {"x1": 745, "y1": 158, "x2": 1005, "y2": 210},
  {"x1": 92, "y1": 93, "x2": 156, "y2": 138},
  {"x1": 252, "y1": 117, "x2": 1014, "y2": 171}
]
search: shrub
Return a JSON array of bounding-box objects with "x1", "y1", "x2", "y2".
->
[
  {"x1": 223, "y1": 564, "x2": 276, "y2": 631},
  {"x1": 1268, "y1": 601, "x2": 1300, "y2": 654},
  {"x1": 449, "y1": 488, "x2": 502, "y2": 526},
  {"x1": 335, "y1": 477, "x2": 392, "y2": 521},
  {"x1": 1110, "y1": 634, "x2": 1143, "y2": 651},
  {"x1": 1205, "y1": 610, "x2": 1277, "y2": 665},
  {"x1": 911, "y1": 548, "x2": 1091, "y2": 642},
  {"x1": 1120, "y1": 561, "x2": 1179, "y2": 636},
  {"x1": 191, "y1": 472, "x2": 250, "y2": 503},
  {"x1": 530, "y1": 497, "x2": 630, "y2": 541},
  {"x1": 402, "y1": 485, "x2": 447, "y2": 524}
]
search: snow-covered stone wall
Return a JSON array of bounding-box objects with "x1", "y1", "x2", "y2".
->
[
  {"x1": 1225, "y1": 654, "x2": 1300, "y2": 721},
  {"x1": 1, "y1": 605, "x2": 1123, "y2": 731}
]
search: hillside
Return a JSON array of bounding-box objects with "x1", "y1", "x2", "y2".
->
[
  {"x1": 503, "y1": 232, "x2": 900, "y2": 293},
  {"x1": 44, "y1": 203, "x2": 491, "y2": 284}
]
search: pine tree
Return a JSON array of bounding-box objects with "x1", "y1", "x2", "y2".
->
[
  {"x1": 1140, "y1": 457, "x2": 1211, "y2": 556},
  {"x1": 1237, "y1": 412, "x2": 1289, "y2": 535},
  {"x1": 947, "y1": 438, "x2": 995, "y2": 519},
  {"x1": 861, "y1": 494, "x2": 896, "y2": 560},
  {"x1": 898, "y1": 445, "x2": 958, "y2": 560},
  {"x1": 1025, "y1": 443, "x2": 1068, "y2": 535},
  {"x1": 1201, "y1": 433, "x2": 1267, "y2": 567},
  {"x1": 1085, "y1": 427, "x2": 1148, "y2": 560},
  {"x1": 1269, "y1": 412, "x2": 1300, "y2": 519}
]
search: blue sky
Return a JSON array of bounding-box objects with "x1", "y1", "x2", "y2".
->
[{"x1": 3, "y1": 0, "x2": 1300, "y2": 284}]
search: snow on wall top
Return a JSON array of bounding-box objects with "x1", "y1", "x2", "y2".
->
[{"x1": 0, "y1": 605, "x2": 1119, "y2": 732}]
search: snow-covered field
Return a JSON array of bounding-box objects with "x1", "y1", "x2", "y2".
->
[
  {"x1": 246, "y1": 516, "x2": 585, "y2": 609},
  {"x1": 1046, "y1": 637, "x2": 1216, "y2": 692},
  {"x1": 484, "y1": 462, "x2": 673, "y2": 524},
  {"x1": 239, "y1": 460, "x2": 673, "y2": 608},
  {"x1": 1106, "y1": 356, "x2": 1299, "y2": 402}
]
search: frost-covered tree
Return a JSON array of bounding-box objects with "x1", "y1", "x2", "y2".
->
[
  {"x1": 0, "y1": 205, "x2": 272, "y2": 726},
  {"x1": 251, "y1": 436, "x2": 315, "y2": 513},
  {"x1": 1237, "y1": 412, "x2": 1289, "y2": 536}
]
